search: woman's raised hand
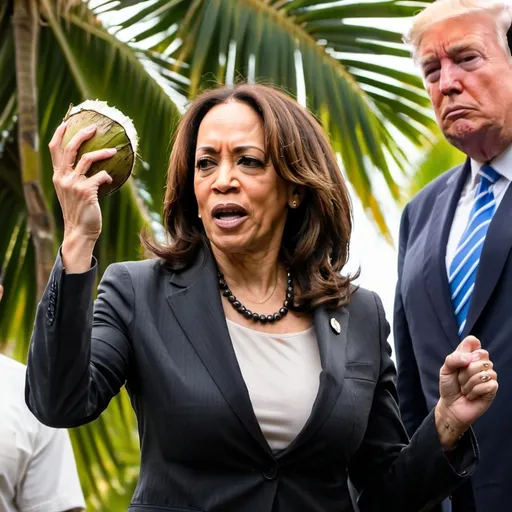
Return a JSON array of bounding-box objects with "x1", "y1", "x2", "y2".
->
[
  {"x1": 49, "y1": 122, "x2": 116, "y2": 272},
  {"x1": 50, "y1": 121, "x2": 116, "y2": 242},
  {"x1": 435, "y1": 336, "x2": 498, "y2": 449}
]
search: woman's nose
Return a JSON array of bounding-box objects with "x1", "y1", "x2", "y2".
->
[{"x1": 212, "y1": 161, "x2": 238, "y2": 193}]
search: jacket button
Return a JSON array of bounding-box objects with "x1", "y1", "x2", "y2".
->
[{"x1": 262, "y1": 466, "x2": 278, "y2": 480}]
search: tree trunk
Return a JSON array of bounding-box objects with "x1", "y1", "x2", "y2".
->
[{"x1": 12, "y1": 0, "x2": 56, "y2": 299}]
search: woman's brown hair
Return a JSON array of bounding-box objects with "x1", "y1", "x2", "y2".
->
[{"x1": 143, "y1": 83, "x2": 357, "y2": 310}]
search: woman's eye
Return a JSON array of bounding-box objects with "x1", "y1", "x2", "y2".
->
[
  {"x1": 238, "y1": 156, "x2": 263, "y2": 168},
  {"x1": 196, "y1": 158, "x2": 215, "y2": 170}
]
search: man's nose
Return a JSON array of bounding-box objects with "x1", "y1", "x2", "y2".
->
[{"x1": 439, "y1": 63, "x2": 462, "y2": 96}]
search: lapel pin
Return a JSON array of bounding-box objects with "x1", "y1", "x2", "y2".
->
[{"x1": 330, "y1": 317, "x2": 341, "y2": 334}]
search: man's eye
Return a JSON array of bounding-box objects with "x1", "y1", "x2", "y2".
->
[
  {"x1": 238, "y1": 156, "x2": 263, "y2": 167},
  {"x1": 423, "y1": 64, "x2": 442, "y2": 82}
]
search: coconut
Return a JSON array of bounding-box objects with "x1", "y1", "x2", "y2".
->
[{"x1": 61, "y1": 100, "x2": 138, "y2": 196}]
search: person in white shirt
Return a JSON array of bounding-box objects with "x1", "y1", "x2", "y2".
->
[
  {"x1": 395, "y1": 1, "x2": 512, "y2": 511},
  {"x1": 0, "y1": 284, "x2": 85, "y2": 512}
]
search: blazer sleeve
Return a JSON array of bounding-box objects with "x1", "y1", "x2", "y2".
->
[
  {"x1": 348, "y1": 292, "x2": 479, "y2": 512},
  {"x1": 25, "y1": 251, "x2": 134, "y2": 428},
  {"x1": 393, "y1": 203, "x2": 430, "y2": 437}
]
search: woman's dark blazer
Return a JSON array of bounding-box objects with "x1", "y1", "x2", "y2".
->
[{"x1": 25, "y1": 245, "x2": 478, "y2": 512}]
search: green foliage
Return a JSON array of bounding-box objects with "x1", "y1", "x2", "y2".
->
[
  {"x1": 409, "y1": 133, "x2": 465, "y2": 198},
  {"x1": 0, "y1": 2, "x2": 177, "y2": 508},
  {"x1": 0, "y1": 0, "x2": 441, "y2": 509},
  {"x1": 98, "y1": 0, "x2": 435, "y2": 237}
]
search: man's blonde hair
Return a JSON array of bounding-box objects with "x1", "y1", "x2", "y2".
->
[{"x1": 405, "y1": 0, "x2": 512, "y2": 60}]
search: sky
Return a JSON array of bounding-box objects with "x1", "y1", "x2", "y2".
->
[{"x1": 345, "y1": 184, "x2": 402, "y2": 357}]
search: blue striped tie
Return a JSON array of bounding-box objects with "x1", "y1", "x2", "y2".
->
[{"x1": 448, "y1": 164, "x2": 501, "y2": 337}]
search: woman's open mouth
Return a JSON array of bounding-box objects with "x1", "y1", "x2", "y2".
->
[{"x1": 211, "y1": 203, "x2": 249, "y2": 230}]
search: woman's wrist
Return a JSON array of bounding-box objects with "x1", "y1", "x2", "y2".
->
[
  {"x1": 62, "y1": 231, "x2": 97, "y2": 274},
  {"x1": 434, "y1": 400, "x2": 468, "y2": 451}
]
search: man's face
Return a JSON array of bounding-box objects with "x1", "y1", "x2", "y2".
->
[{"x1": 418, "y1": 13, "x2": 512, "y2": 160}]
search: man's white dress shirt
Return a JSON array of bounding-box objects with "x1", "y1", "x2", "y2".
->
[
  {"x1": 445, "y1": 145, "x2": 512, "y2": 271},
  {"x1": 0, "y1": 355, "x2": 85, "y2": 512}
]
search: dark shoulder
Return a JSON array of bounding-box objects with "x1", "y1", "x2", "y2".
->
[
  {"x1": 104, "y1": 257, "x2": 171, "y2": 284},
  {"x1": 117, "y1": 257, "x2": 168, "y2": 275},
  {"x1": 98, "y1": 258, "x2": 173, "y2": 305},
  {"x1": 103, "y1": 244, "x2": 208, "y2": 288},
  {"x1": 343, "y1": 287, "x2": 387, "y2": 364},
  {"x1": 346, "y1": 286, "x2": 383, "y2": 326},
  {"x1": 348, "y1": 286, "x2": 378, "y2": 309}
]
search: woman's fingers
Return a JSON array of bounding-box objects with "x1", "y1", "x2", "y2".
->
[
  {"x1": 458, "y1": 349, "x2": 492, "y2": 387},
  {"x1": 74, "y1": 148, "x2": 117, "y2": 176},
  {"x1": 461, "y1": 368, "x2": 498, "y2": 396},
  {"x1": 464, "y1": 377, "x2": 499, "y2": 401},
  {"x1": 441, "y1": 336, "x2": 482, "y2": 376},
  {"x1": 457, "y1": 344, "x2": 498, "y2": 399},
  {"x1": 47, "y1": 122, "x2": 113, "y2": 245},
  {"x1": 48, "y1": 121, "x2": 68, "y2": 159},
  {"x1": 56, "y1": 168, "x2": 112, "y2": 196},
  {"x1": 88, "y1": 170, "x2": 113, "y2": 189},
  {"x1": 455, "y1": 335, "x2": 481, "y2": 354},
  {"x1": 441, "y1": 350, "x2": 473, "y2": 374},
  {"x1": 72, "y1": 170, "x2": 113, "y2": 197},
  {"x1": 53, "y1": 124, "x2": 97, "y2": 173}
]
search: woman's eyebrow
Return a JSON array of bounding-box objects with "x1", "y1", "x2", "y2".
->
[
  {"x1": 196, "y1": 145, "x2": 218, "y2": 154},
  {"x1": 233, "y1": 145, "x2": 265, "y2": 155}
]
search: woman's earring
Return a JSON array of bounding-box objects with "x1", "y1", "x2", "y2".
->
[
  {"x1": 292, "y1": 201, "x2": 298, "y2": 208},
  {"x1": 198, "y1": 213, "x2": 202, "y2": 219}
]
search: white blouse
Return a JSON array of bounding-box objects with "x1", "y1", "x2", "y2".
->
[{"x1": 227, "y1": 320, "x2": 322, "y2": 452}]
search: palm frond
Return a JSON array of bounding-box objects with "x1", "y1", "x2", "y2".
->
[
  {"x1": 408, "y1": 134, "x2": 465, "y2": 198},
  {"x1": 0, "y1": 15, "x2": 16, "y2": 134},
  {"x1": 96, "y1": 0, "x2": 434, "y2": 238},
  {"x1": 0, "y1": 3, "x2": 186, "y2": 508}
]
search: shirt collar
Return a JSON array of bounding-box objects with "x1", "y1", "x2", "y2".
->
[{"x1": 470, "y1": 144, "x2": 512, "y2": 186}]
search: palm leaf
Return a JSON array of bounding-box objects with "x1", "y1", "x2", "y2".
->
[
  {"x1": 0, "y1": 2, "x2": 185, "y2": 508},
  {"x1": 0, "y1": 12, "x2": 16, "y2": 134},
  {"x1": 96, "y1": 0, "x2": 434, "y2": 239},
  {"x1": 408, "y1": 133, "x2": 465, "y2": 198},
  {"x1": 1, "y1": 1, "x2": 443, "y2": 509}
]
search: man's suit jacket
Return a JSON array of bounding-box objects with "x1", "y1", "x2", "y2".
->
[
  {"x1": 25, "y1": 244, "x2": 476, "y2": 512},
  {"x1": 395, "y1": 159, "x2": 512, "y2": 512}
]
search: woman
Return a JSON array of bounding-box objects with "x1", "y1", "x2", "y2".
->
[{"x1": 26, "y1": 84, "x2": 497, "y2": 512}]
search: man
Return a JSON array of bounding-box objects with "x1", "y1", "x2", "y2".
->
[
  {"x1": 0, "y1": 283, "x2": 85, "y2": 511},
  {"x1": 395, "y1": 1, "x2": 512, "y2": 511}
]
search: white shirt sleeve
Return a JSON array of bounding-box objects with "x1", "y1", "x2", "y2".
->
[{"x1": 15, "y1": 425, "x2": 86, "y2": 512}]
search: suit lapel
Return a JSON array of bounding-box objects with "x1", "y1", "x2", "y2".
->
[
  {"x1": 423, "y1": 160, "x2": 469, "y2": 348},
  {"x1": 463, "y1": 183, "x2": 512, "y2": 336},
  {"x1": 166, "y1": 245, "x2": 273, "y2": 457},
  {"x1": 166, "y1": 245, "x2": 350, "y2": 458},
  {"x1": 278, "y1": 305, "x2": 349, "y2": 457}
]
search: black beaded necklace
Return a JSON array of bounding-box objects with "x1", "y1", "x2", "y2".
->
[{"x1": 218, "y1": 270, "x2": 293, "y2": 323}]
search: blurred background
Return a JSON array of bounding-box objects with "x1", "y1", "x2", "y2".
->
[{"x1": 0, "y1": 0, "x2": 465, "y2": 509}]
